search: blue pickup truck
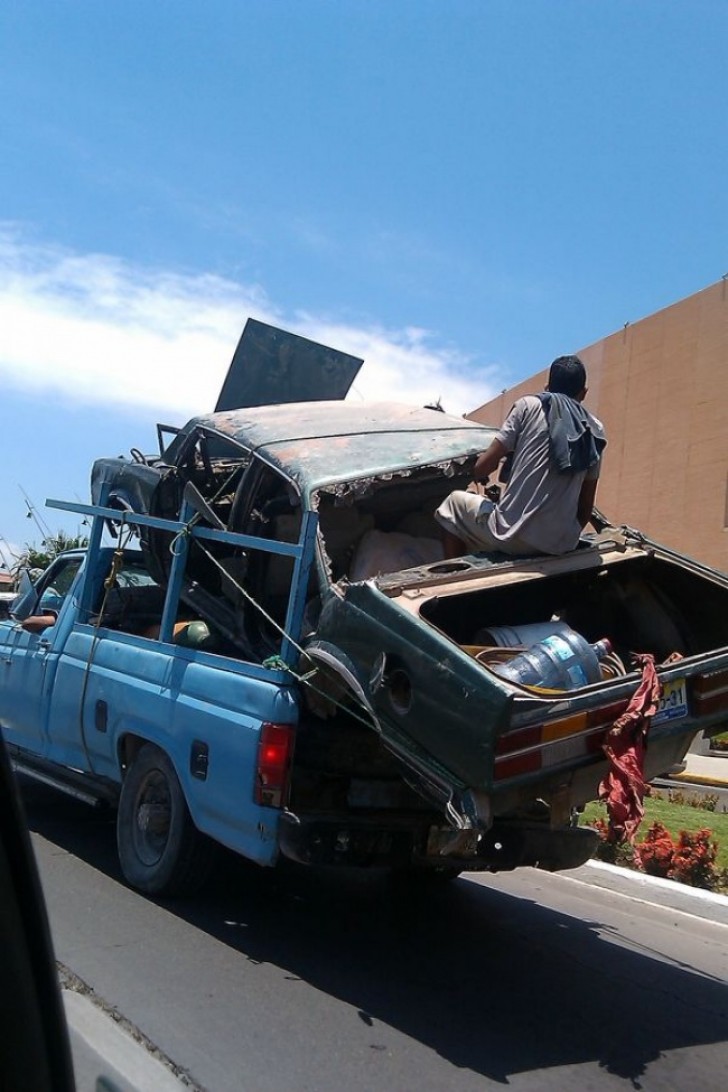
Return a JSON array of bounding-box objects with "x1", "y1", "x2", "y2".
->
[
  {"x1": 0, "y1": 515, "x2": 322, "y2": 896},
  {"x1": 2, "y1": 324, "x2": 728, "y2": 897},
  {"x1": 2, "y1": 407, "x2": 728, "y2": 898}
]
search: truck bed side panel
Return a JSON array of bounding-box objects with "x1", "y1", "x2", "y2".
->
[{"x1": 47, "y1": 627, "x2": 300, "y2": 866}]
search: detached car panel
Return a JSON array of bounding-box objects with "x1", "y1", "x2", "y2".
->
[{"x1": 214, "y1": 317, "x2": 364, "y2": 412}]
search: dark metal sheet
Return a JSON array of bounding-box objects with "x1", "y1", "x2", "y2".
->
[{"x1": 214, "y1": 319, "x2": 364, "y2": 411}]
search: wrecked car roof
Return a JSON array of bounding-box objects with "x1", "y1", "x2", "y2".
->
[{"x1": 172, "y1": 401, "x2": 499, "y2": 491}]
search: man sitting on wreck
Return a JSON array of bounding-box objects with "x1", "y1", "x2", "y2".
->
[{"x1": 435, "y1": 355, "x2": 606, "y2": 559}]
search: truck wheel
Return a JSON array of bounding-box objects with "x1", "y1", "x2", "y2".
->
[{"x1": 117, "y1": 744, "x2": 215, "y2": 897}]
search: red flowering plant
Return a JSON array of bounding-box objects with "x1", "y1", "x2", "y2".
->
[
  {"x1": 633, "y1": 822, "x2": 718, "y2": 889},
  {"x1": 668, "y1": 828, "x2": 718, "y2": 888},
  {"x1": 632, "y1": 821, "x2": 674, "y2": 878}
]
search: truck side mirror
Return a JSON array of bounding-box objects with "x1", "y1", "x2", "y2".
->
[{"x1": 9, "y1": 569, "x2": 39, "y2": 622}]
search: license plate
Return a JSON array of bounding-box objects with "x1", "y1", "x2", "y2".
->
[{"x1": 653, "y1": 677, "x2": 688, "y2": 725}]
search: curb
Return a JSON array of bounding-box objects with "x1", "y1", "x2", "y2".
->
[
  {"x1": 566, "y1": 859, "x2": 728, "y2": 926},
  {"x1": 669, "y1": 772, "x2": 728, "y2": 790},
  {"x1": 63, "y1": 990, "x2": 188, "y2": 1092}
]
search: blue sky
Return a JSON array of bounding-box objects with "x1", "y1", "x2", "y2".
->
[{"x1": 1, "y1": 0, "x2": 726, "y2": 565}]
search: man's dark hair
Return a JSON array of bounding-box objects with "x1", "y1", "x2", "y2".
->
[{"x1": 548, "y1": 355, "x2": 587, "y2": 398}]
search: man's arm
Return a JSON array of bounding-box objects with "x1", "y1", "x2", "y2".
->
[
  {"x1": 20, "y1": 611, "x2": 58, "y2": 633},
  {"x1": 473, "y1": 437, "x2": 508, "y2": 483},
  {"x1": 577, "y1": 476, "x2": 599, "y2": 528}
]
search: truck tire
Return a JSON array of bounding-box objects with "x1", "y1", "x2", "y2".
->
[{"x1": 116, "y1": 743, "x2": 215, "y2": 897}]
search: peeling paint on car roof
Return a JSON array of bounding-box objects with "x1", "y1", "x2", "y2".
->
[{"x1": 171, "y1": 401, "x2": 498, "y2": 491}]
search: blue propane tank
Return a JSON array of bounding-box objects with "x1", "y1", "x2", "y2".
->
[{"x1": 490, "y1": 632, "x2": 612, "y2": 690}]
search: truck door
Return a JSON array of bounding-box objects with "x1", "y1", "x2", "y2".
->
[{"x1": 0, "y1": 555, "x2": 84, "y2": 757}]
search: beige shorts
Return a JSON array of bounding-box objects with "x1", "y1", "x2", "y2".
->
[{"x1": 434, "y1": 490, "x2": 535, "y2": 556}]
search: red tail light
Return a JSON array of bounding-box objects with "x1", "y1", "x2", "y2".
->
[
  {"x1": 694, "y1": 669, "x2": 728, "y2": 717},
  {"x1": 255, "y1": 722, "x2": 295, "y2": 808},
  {"x1": 493, "y1": 701, "x2": 629, "y2": 782}
]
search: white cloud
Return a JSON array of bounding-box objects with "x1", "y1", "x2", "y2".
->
[{"x1": 0, "y1": 224, "x2": 501, "y2": 420}]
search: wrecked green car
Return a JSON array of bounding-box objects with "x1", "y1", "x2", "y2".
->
[{"x1": 83, "y1": 322, "x2": 728, "y2": 879}]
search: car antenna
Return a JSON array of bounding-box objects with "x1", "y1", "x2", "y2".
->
[
  {"x1": 18, "y1": 485, "x2": 53, "y2": 542},
  {"x1": 0, "y1": 537, "x2": 18, "y2": 571}
]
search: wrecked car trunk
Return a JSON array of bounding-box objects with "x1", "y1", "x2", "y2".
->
[
  {"x1": 318, "y1": 534, "x2": 728, "y2": 790},
  {"x1": 293, "y1": 465, "x2": 728, "y2": 863}
]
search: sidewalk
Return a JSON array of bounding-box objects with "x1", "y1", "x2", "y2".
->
[
  {"x1": 575, "y1": 859, "x2": 728, "y2": 925},
  {"x1": 62, "y1": 989, "x2": 188, "y2": 1092},
  {"x1": 671, "y1": 749, "x2": 728, "y2": 790}
]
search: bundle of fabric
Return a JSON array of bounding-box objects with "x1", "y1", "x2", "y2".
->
[{"x1": 598, "y1": 652, "x2": 660, "y2": 843}]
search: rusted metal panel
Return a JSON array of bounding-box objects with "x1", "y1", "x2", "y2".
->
[
  {"x1": 215, "y1": 319, "x2": 363, "y2": 411},
  {"x1": 174, "y1": 402, "x2": 497, "y2": 493}
]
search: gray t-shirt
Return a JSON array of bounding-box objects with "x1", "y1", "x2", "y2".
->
[{"x1": 487, "y1": 395, "x2": 605, "y2": 554}]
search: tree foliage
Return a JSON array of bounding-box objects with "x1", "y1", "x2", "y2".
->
[{"x1": 13, "y1": 531, "x2": 89, "y2": 575}]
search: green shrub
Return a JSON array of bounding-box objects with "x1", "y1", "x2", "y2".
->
[{"x1": 663, "y1": 788, "x2": 719, "y2": 812}]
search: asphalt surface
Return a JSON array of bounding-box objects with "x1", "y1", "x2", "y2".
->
[
  {"x1": 63, "y1": 861, "x2": 728, "y2": 1091},
  {"x1": 57, "y1": 752, "x2": 728, "y2": 1091}
]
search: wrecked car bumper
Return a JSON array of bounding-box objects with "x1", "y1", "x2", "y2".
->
[{"x1": 278, "y1": 811, "x2": 600, "y2": 873}]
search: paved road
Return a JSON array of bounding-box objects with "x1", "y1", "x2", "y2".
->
[{"x1": 23, "y1": 780, "x2": 728, "y2": 1092}]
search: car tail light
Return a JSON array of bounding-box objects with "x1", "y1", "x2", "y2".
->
[
  {"x1": 693, "y1": 669, "x2": 728, "y2": 717},
  {"x1": 255, "y1": 722, "x2": 295, "y2": 808},
  {"x1": 493, "y1": 701, "x2": 629, "y2": 782}
]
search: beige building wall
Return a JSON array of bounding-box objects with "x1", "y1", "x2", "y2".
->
[{"x1": 468, "y1": 279, "x2": 728, "y2": 572}]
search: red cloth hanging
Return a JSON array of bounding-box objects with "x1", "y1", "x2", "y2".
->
[{"x1": 598, "y1": 653, "x2": 661, "y2": 843}]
